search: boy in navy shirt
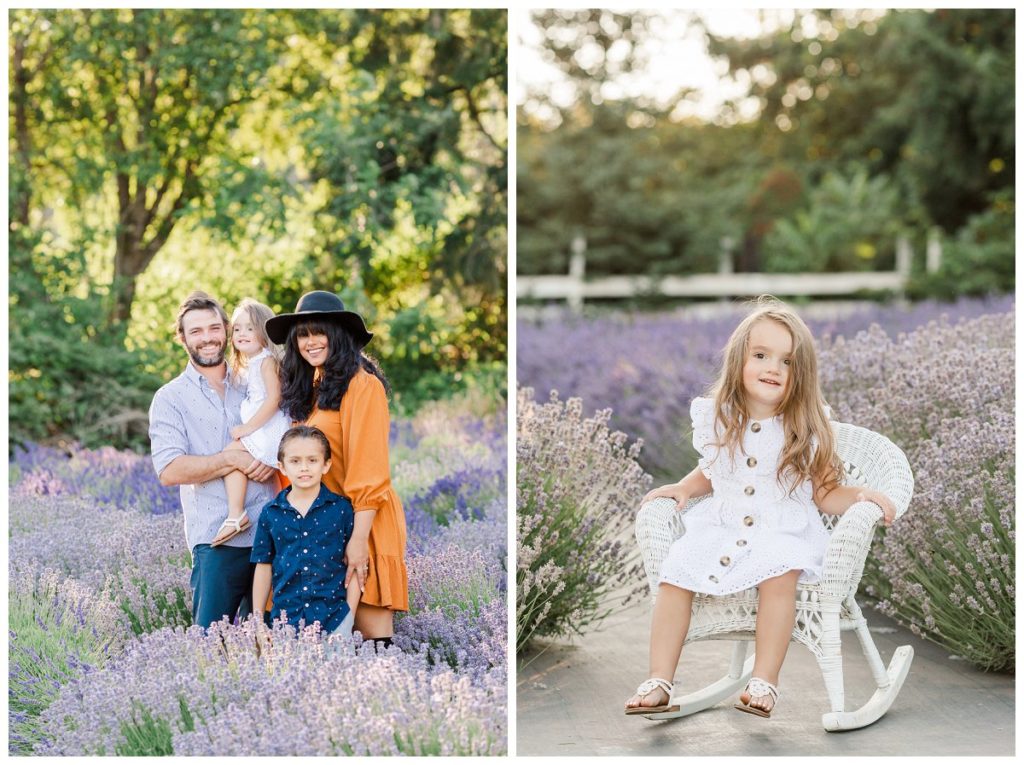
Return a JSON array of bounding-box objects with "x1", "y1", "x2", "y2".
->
[{"x1": 252, "y1": 425, "x2": 361, "y2": 636}]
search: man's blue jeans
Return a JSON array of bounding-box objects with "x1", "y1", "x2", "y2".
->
[{"x1": 190, "y1": 544, "x2": 255, "y2": 628}]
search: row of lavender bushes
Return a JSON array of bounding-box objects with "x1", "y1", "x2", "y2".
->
[
  {"x1": 9, "y1": 389, "x2": 508, "y2": 755},
  {"x1": 517, "y1": 297, "x2": 1014, "y2": 671}
]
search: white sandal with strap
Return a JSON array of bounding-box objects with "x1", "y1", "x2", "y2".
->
[
  {"x1": 624, "y1": 677, "x2": 679, "y2": 715},
  {"x1": 210, "y1": 512, "x2": 251, "y2": 547},
  {"x1": 735, "y1": 677, "x2": 779, "y2": 718}
]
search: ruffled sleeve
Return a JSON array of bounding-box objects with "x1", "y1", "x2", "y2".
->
[
  {"x1": 338, "y1": 371, "x2": 394, "y2": 513},
  {"x1": 690, "y1": 397, "x2": 716, "y2": 479}
]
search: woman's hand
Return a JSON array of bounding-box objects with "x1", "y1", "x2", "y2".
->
[
  {"x1": 344, "y1": 536, "x2": 370, "y2": 592},
  {"x1": 230, "y1": 425, "x2": 251, "y2": 441},
  {"x1": 857, "y1": 489, "x2": 897, "y2": 527},
  {"x1": 643, "y1": 482, "x2": 690, "y2": 510}
]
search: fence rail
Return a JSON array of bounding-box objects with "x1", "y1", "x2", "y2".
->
[{"x1": 517, "y1": 233, "x2": 941, "y2": 310}]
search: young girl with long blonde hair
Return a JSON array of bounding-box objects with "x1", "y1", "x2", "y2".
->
[
  {"x1": 212, "y1": 298, "x2": 291, "y2": 546},
  {"x1": 624, "y1": 297, "x2": 895, "y2": 718}
]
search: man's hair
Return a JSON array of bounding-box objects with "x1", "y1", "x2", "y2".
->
[
  {"x1": 174, "y1": 291, "x2": 228, "y2": 342},
  {"x1": 277, "y1": 425, "x2": 332, "y2": 463}
]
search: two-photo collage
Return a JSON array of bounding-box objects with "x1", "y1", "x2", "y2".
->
[{"x1": 7, "y1": 6, "x2": 1015, "y2": 758}]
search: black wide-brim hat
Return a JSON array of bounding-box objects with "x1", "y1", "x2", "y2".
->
[{"x1": 265, "y1": 290, "x2": 373, "y2": 348}]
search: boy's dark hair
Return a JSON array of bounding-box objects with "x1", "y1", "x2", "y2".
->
[{"x1": 277, "y1": 425, "x2": 332, "y2": 463}]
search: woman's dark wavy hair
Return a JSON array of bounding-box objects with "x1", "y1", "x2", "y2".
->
[{"x1": 279, "y1": 319, "x2": 391, "y2": 422}]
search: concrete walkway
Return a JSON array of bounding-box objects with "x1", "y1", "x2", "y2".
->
[{"x1": 517, "y1": 599, "x2": 1014, "y2": 756}]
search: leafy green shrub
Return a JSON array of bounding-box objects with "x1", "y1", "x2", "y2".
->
[
  {"x1": 762, "y1": 167, "x2": 903, "y2": 274},
  {"x1": 516, "y1": 388, "x2": 651, "y2": 652},
  {"x1": 907, "y1": 192, "x2": 1014, "y2": 300},
  {"x1": 9, "y1": 231, "x2": 162, "y2": 453}
]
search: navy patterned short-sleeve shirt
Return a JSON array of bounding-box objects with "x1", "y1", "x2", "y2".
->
[{"x1": 251, "y1": 484, "x2": 355, "y2": 632}]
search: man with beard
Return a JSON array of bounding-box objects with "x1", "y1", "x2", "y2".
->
[{"x1": 149, "y1": 291, "x2": 279, "y2": 627}]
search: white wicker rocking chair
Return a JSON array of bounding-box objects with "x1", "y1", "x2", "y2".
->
[{"x1": 634, "y1": 421, "x2": 915, "y2": 731}]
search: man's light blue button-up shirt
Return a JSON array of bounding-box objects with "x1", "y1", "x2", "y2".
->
[{"x1": 149, "y1": 361, "x2": 279, "y2": 552}]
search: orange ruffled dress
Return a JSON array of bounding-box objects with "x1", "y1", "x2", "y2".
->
[{"x1": 304, "y1": 369, "x2": 409, "y2": 612}]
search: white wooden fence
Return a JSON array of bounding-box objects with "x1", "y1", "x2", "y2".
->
[{"x1": 517, "y1": 232, "x2": 943, "y2": 311}]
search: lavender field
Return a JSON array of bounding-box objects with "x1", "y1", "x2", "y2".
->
[
  {"x1": 518, "y1": 295, "x2": 1014, "y2": 479},
  {"x1": 9, "y1": 393, "x2": 507, "y2": 755},
  {"x1": 518, "y1": 296, "x2": 1015, "y2": 671}
]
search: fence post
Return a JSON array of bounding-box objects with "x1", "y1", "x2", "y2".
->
[
  {"x1": 718, "y1": 236, "x2": 735, "y2": 275},
  {"x1": 926, "y1": 227, "x2": 943, "y2": 274},
  {"x1": 894, "y1": 235, "x2": 913, "y2": 303},
  {"x1": 569, "y1": 233, "x2": 586, "y2": 313}
]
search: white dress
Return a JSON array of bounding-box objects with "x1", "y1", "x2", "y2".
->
[
  {"x1": 238, "y1": 349, "x2": 291, "y2": 467},
  {"x1": 658, "y1": 397, "x2": 831, "y2": 596}
]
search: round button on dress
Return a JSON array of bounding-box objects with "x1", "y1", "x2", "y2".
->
[{"x1": 658, "y1": 397, "x2": 832, "y2": 596}]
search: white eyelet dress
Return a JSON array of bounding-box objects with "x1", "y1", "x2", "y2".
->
[
  {"x1": 658, "y1": 397, "x2": 831, "y2": 595},
  {"x1": 238, "y1": 349, "x2": 292, "y2": 467}
]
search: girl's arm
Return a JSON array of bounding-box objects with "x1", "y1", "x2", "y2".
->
[
  {"x1": 813, "y1": 480, "x2": 897, "y2": 527},
  {"x1": 643, "y1": 466, "x2": 713, "y2": 509},
  {"x1": 232, "y1": 358, "x2": 284, "y2": 438}
]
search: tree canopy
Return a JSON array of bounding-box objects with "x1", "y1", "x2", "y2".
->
[
  {"x1": 9, "y1": 8, "x2": 507, "y2": 450},
  {"x1": 518, "y1": 8, "x2": 1013, "y2": 295}
]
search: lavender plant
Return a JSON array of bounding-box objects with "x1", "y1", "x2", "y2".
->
[
  {"x1": 10, "y1": 442, "x2": 179, "y2": 515},
  {"x1": 517, "y1": 387, "x2": 652, "y2": 652},
  {"x1": 35, "y1": 620, "x2": 507, "y2": 756},
  {"x1": 9, "y1": 566, "x2": 131, "y2": 754},
  {"x1": 820, "y1": 311, "x2": 1015, "y2": 671},
  {"x1": 9, "y1": 495, "x2": 193, "y2": 634}
]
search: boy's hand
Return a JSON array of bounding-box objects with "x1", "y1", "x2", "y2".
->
[
  {"x1": 643, "y1": 482, "x2": 690, "y2": 510},
  {"x1": 857, "y1": 490, "x2": 897, "y2": 527}
]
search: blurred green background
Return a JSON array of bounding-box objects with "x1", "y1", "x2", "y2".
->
[
  {"x1": 9, "y1": 8, "x2": 508, "y2": 452},
  {"x1": 517, "y1": 9, "x2": 1013, "y2": 298}
]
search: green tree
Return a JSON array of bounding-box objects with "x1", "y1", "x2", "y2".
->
[
  {"x1": 9, "y1": 9, "x2": 295, "y2": 329},
  {"x1": 705, "y1": 8, "x2": 1014, "y2": 231}
]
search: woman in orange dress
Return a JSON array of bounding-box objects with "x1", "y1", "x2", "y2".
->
[{"x1": 266, "y1": 291, "x2": 408, "y2": 645}]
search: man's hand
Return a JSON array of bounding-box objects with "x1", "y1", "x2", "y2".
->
[{"x1": 225, "y1": 449, "x2": 275, "y2": 482}]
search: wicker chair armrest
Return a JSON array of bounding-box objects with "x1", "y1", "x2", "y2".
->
[
  {"x1": 819, "y1": 500, "x2": 884, "y2": 602},
  {"x1": 635, "y1": 495, "x2": 706, "y2": 597}
]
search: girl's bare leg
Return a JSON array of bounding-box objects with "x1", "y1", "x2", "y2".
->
[
  {"x1": 625, "y1": 583, "x2": 694, "y2": 710},
  {"x1": 743, "y1": 569, "x2": 801, "y2": 713},
  {"x1": 214, "y1": 441, "x2": 250, "y2": 544}
]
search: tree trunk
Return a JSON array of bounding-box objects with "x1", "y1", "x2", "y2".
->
[{"x1": 11, "y1": 32, "x2": 34, "y2": 230}]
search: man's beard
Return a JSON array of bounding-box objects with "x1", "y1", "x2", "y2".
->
[{"x1": 187, "y1": 341, "x2": 226, "y2": 368}]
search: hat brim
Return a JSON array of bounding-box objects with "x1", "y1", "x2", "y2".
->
[{"x1": 265, "y1": 310, "x2": 373, "y2": 348}]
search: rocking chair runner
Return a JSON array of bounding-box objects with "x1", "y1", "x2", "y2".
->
[{"x1": 634, "y1": 421, "x2": 915, "y2": 731}]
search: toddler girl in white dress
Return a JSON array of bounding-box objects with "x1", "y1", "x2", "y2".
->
[
  {"x1": 212, "y1": 298, "x2": 291, "y2": 546},
  {"x1": 624, "y1": 297, "x2": 896, "y2": 719}
]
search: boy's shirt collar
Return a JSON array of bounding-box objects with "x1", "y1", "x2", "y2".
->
[{"x1": 269, "y1": 483, "x2": 339, "y2": 515}]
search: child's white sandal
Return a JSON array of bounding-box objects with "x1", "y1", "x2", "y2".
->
[
  {"x1": 734, "y1": 677, "x2": 779, "y2": 718},
  {"x1": 624, "y1": 677, "x2": 677, "y2": 715}
]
